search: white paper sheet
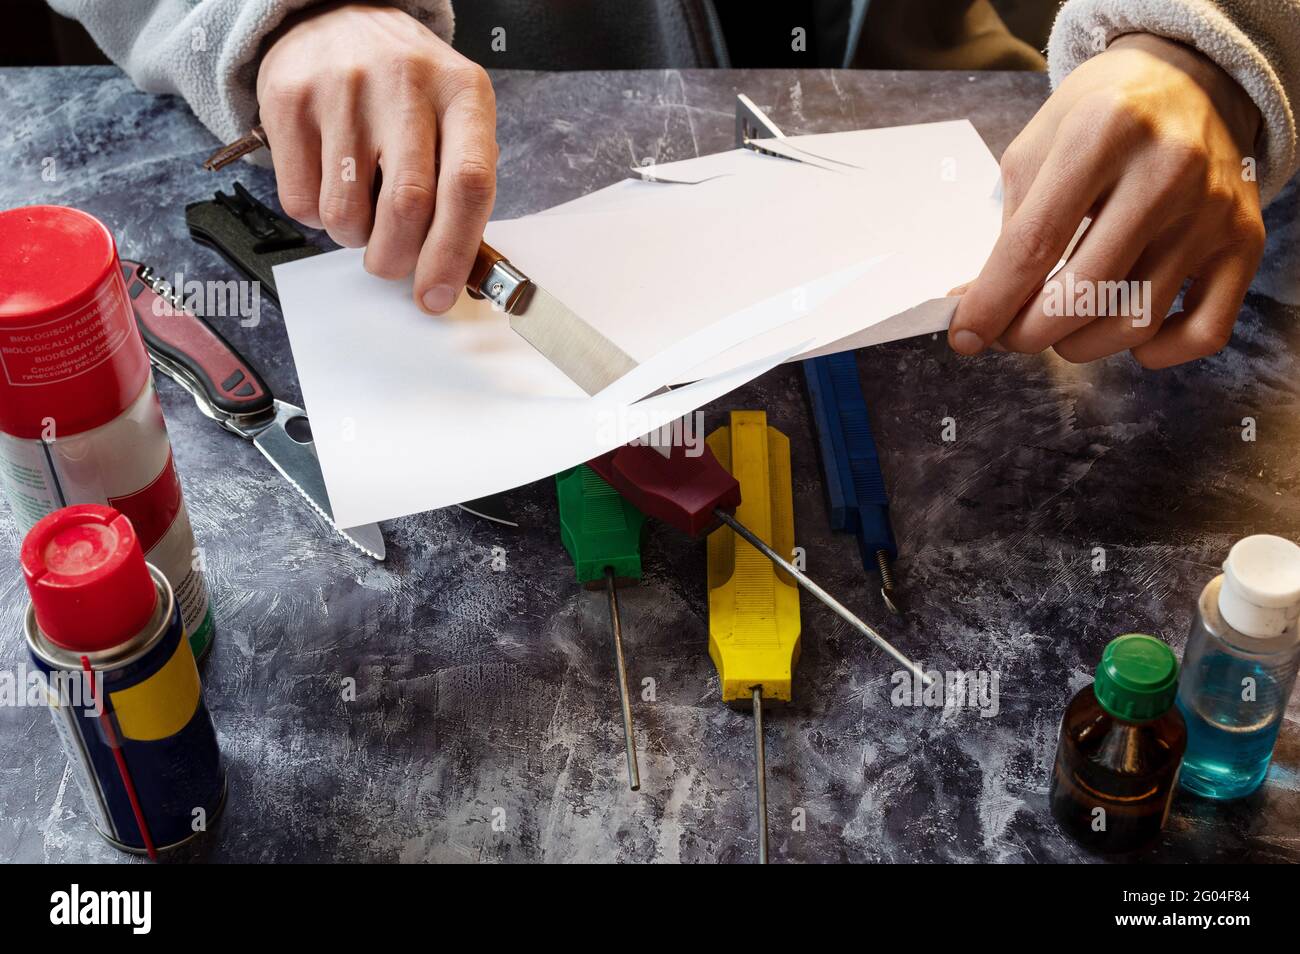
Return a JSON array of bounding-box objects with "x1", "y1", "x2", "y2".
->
[
  {"x1": 276, "y1": 119, "x2": 1008, "y2": 526},
  {"x1": 484, "y1": 119, "x2": 1002, "y2": 382},
  {"x1": 276, "y1": 251, "x2": 881, "y2": 527}
]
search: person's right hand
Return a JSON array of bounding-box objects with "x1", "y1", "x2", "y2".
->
[{"x1": 256, "y1": 2, "x2": 498, "y2": 315}]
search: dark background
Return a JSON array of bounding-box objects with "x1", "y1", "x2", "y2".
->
[{"x1": 3, "y1": 0, "x2": 1055, "y2": 69}]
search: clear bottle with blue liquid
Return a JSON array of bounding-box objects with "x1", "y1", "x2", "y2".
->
[{"x1": 1176, "y1": 535, "x2": 1300, "y2": 800}]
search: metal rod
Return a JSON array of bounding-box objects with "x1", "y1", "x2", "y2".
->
[
  {"x1": 752, "y1": 686, "x2": 768, "y2": 865},
  {"x1": 876, "y1": 549, "x2": 903, "y2": 616},
  {"x1": 714, "y1": 509, "x2": 931, "y2": 687},
  {"x1": 605, "y1": 568, "x2": 640, "y2": 791}
]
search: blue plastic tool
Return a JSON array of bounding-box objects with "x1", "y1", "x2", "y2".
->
[{"x1": 802, "y1": 351, "x2": 903, "y2": 614}]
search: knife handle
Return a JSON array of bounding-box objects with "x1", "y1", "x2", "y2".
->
[
  {"x1": 121, "y1": 260, "x2": 274, "y2": 417},
  {"x1": 465, "y1": 240, "x2": 505, "y2": 299},
  {"x1": 465, "y1": 240, "x2": 532, "y2": 312}
]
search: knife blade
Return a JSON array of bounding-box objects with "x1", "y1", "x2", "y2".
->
[
  {"x1": 466, "y1": 241, "x2": 637, "y2": 396},
  {"x1": 121, "y1": 259, "x2": 386, "y2": 560},
  {"x1": 251, "y1": 400, "x2": 387, "y2": 558}
]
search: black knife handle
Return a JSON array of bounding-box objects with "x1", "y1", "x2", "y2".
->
[
  {"x1": 186, "y1": 182, "x2": 321, "y2": 306},
  {"x1": 121, "y1": 259, "x2": 275, "y2": 417}
]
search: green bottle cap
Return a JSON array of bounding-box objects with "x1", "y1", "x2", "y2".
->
[{"x1": 1093, "y1": 633, "x2": 1179, "y2": 722}]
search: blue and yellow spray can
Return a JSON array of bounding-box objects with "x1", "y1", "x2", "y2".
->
[{"x1": 22, "y1": 505, "x2": 225, "y2": 857}]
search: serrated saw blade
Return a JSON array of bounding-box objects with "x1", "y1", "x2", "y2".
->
[{"x1": 252, "y1": 400, "x2": 386, "y2": 560}]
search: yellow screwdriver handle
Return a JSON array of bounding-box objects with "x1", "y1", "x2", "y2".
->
[{"x1": 706, "y1": 411, "x2": 801, "y2": 703}]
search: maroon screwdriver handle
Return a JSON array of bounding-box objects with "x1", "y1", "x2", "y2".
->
[
  {"x1": 121, "y1": 260, "x2": 273, "y2": 417},
  {"x1": 587, "y1": 442, "x2": 741, "y2": 538}
]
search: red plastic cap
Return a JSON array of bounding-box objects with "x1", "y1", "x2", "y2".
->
[
  {"x1": 21, "y1": 505, "x2": 158, "y2": 652},
  {"x1": 0, "y1": 206, "x2": 149, "y2": 438}
]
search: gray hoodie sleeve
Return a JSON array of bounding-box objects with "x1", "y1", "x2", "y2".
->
[
  {"x1": 1048, "y1": 0, "x2": 1300, "y2": 205},
  {"x1": 46, "y1": 1, "x2": 455, "y2": 147}
]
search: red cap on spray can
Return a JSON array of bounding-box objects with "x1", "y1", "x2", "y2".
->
[
  {"x1": 0, "y1": 206, "x2": 150, "y2": 439},
  {"x1": 21, "y1": 505, "x2": 159, "y2": 652}
]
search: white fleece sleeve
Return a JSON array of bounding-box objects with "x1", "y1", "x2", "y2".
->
[
  {"x1": 47, "y1": 0, "x2": 455, "y2": 148},
  {"x1": 1048, "y1": 0, "x2": 1300, "y2": 205}
]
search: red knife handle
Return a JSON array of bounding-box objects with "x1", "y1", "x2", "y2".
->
[
  {"x1": 121, "y1": 260, "x2": 273, "y2": 417},
  {"x1": 586, "y1": 442, "x2": 741, "y2": 538}
]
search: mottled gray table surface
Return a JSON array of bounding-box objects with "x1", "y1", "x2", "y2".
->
[{"x1": 1, "y1": 67, "x2": 1298, "y2": 864}]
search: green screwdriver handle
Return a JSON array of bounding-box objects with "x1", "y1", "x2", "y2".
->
[{"x1": 556, "y1": 464, "x2": 646, "y2": 586}]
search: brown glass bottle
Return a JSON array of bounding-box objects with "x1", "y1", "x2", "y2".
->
[{"x1": 1049, "y1": 634, "x2": 1187, "y2": 853}]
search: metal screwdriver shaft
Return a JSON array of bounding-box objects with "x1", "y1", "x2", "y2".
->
[
  {"x1": 587, "y1": 439, "x2": 926, "y2": 686},
  {"x1": 605, "y1": 567, "x2": 640, "y2": 791},
  {"x1": 802, "y1": 352, "x2": 906, "y2": 618},
  {"x1": 876, "y1": 550, "x2": 903, "y2": 616},
  {"x1": 714, "y1": 509, "x2": 931, "y2": 687},
  {"x1": 752, "y1": 686, "x2": 768, "y2": 865},
  {"x1": 705, "y1": 413, "x2": 799, "y2": 865},
  {"x1": 556, "y1": 464, "x2": 647, "y2": 792}
]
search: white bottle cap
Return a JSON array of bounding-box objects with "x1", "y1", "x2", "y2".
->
[{"x1": 1218, "y1": 535, "x2": 1300, "y2": 639}]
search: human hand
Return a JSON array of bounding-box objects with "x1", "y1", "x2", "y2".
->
[
  {"x1": 949, "y1": 33, "x2": 1264, "y2": 368},
  {"x1": 257, "y1": 2, "x2": 498, "y2": 314}
]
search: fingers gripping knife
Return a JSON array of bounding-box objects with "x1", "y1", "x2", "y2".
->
[
  {"x1": 706, "y1": 411, "x2": 802, "y2": 864},
  {"x1": 556, "y1": 465, "x2": 647, "y2": 791},
  {"x1": 204, "y1": 127, "x2": 639, "y2": 396}
]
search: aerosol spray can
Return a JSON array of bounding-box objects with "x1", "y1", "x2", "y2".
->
[
  {"x1": 22, "y1": 505, "x2": 225, "y2": 856},
  {"x1": 0, "y1": 205, "x2": 214, "y2": 658}
]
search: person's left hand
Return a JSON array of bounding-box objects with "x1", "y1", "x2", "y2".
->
[{"x1": 948, "y1": 33, "x2": 1265, "y2": 368}]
